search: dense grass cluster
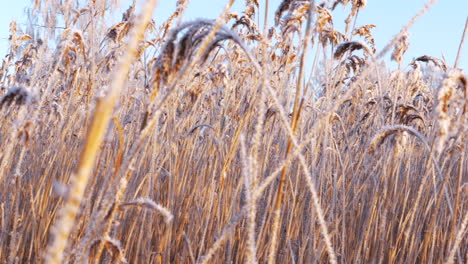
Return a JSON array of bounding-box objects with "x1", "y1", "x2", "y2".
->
[{"x1": 0, "y1": 0, "x2": 466, "y2": 263}]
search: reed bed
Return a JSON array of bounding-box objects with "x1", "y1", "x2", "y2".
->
[{"x1": 0, "y1": 0, "x2": 466, "y2": 263}]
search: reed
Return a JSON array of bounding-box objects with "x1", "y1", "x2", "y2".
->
[{"x1": 0, "y1": 0, "x2": 465, "y2": 263}]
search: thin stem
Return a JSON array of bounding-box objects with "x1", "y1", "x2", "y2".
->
[
  {"x1": 454, "y1": 17, "x2": 468, "y2": 68},
  {"x1": 44, "y1": 1, "x2": 159, "y2": 263},
  {"x1": 268, "y1": 1, "x2": 316, "y2": 263}
]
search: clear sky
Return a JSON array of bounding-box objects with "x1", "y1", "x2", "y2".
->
[{"x1": 1, "y1": 0, "x2": 467, "y2": 70}]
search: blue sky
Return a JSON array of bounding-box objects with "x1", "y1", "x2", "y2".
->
[{"x1": 1, "y1": 0, "x2": 467, "y2": 70}]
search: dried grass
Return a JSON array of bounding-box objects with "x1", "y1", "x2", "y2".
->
[{"x1": 0, "y1": 0, "x2": 466, "y2": 263}]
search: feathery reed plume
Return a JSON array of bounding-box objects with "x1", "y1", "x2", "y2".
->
[
  {"x1": 356, "y1": 1, "x2": 367, "y2": 8},
  {"x1": 319, "y1": 28, "x2": 347, "y2": 47},
  {"x1": 0, "y1": 86, "x2": 33, "y2": 108},
  {"x1": 119, "y1": 198, "x2": 173, "y2": 224},
  {"x1": 275, "y1": 0, "x2": 293, "y2": 25},
  {"x1": 122, "y1": 0, "x2": 136, "y2": 22},
  {"x1": 7, "y1": 20, "x2": 19, "y2": 54},
  {"x1": 54, "y1": 28, "x2": 86, "y2": 74},
  {"x1": 153, "y1": 20, "x2": 219, "y2": 86},
  {"x1": 391, "y1": 31, "x2": 410, "y2": 66},
  {"x1": 152, "y1": 19, "x2": 257, "y2": 88},
  {"x1": 102, "y1": 1, "x2": 136, "y2": 45},
  {"x1": 338, "y1": 54, "x2": 367, "y2": 79},
  {"x1": 247, "y1": 0, "x2": 260, "y2": 7},
  {"x1": 330, "y1": 0, "x2": 350, "y2": 10},
  {"x1": 331, "y1": 0, "x2": 366, "y2": 10},
  {"x1": 279, "y1": 0, "x2": 311, "y2": 35},
  {"x1": 338, "y1": 0, "x2": 368, "y2": 35},
  {"x1": 407, "y1": 61, "x2": 426, "y2": 96},
  {"x1": 315, "y1": 4, "x2": 333, "y2": 32},
  {"x1": 347, "y1": 54, "x2": 366, "y2": 72},
  {"x1": 244, "y1": 0, "x2": 259, "y2": 18},
  {"x1": 415, "y1": 55, "x2": 447, "y2": 71},
  {"x1": 315, "y1": 5, "x2": 344, "y2": 47},
  {"x1": 353, "y1": 24, "x2": 376, "y2": 52},
  {"x1": 334, "y1": 40, "x2": 373, "y2": 59},
  {"x1": 160, "y1": 0, "x2": 190, "y2": 39},
  {"x1": 232, "y1": 15, "x2": 262, "y2": 40},
  {"x1": 105, "y1": 22, "x2": 132, "y2": 44},
  {"x1": 435, "y1": 69, "x2": 467, "y2": 154}
]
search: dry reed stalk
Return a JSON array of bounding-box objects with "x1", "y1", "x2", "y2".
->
[
  {"x1": 0, "y1": 28, "x2": 66, "y2": 185},
  {"x1": 392, "y1": 162, "x2": 430, "y2": 259},
  {"x1": 85, "y1": 1, "x2": 239, "y2": 262},
  {"x1": 264, "y1": 82, "x2": 337, "y2": 264},
  {"x1": 111, "y1": 117, "x2": 125, "y2": 181},
  {"x1": 197, "y1": 22, "x2": 284, "y2": 264},
  {"x1": 240, "y1": 135, "x2": 258, "y2": 264},
  {"x1": 246, "y1": 6, "x2": 278, "y2": 255},
  {"x1": 421, "y1": 149, "x2": 460, "y2": 263},
  {"x1": 268, "y1": 2, "x2": 315, "y2": 262},
  {"x1": 264, "y1": 0, "x2": 270, "y2": 33},
  {"x1": 249, "y1": 82, "x2": 267, "y2": 181},
  {"x1": 242, "y1": 9, "x2": 274, "y2": 261},
  {"x1": 200, "y1": 2, "x2": 439, "y2": 261},
  {"x1": 199, "y1": 210, "x2": 246, "y2": 264},
  {"x1": 44, "y1": 1, "x2": 159, "y2": 263},
  {"x1": 454, "y1": 17, "x2": 468, "y2": 68},
  {"x1": 368, "y1": 125, "x2": 439, "y2": 172},
  {"x1": 264, "y1": 5, "x2": 337, "y2": 263},
  {"x1": 183, "y1": 232, "x2": 196, "y2": 263},
  {"x1": 449, "y1": 148, "x2": 465, "y2": 261},
  {"x1": 368, "y1": 124, "x2": 454, "y2": 221},
  {"x1": 445, "y1": 209, "x2": 468, "y2": 264},
  {"x1": 196, "y1": 103, "x2": 335, "y2": 262},
  {"x1": 377, "y1": 0, "x2": 437, "y2": 59},
  {"x1": 317, "y1": 0, "x2": 439, "y2": 152}
]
